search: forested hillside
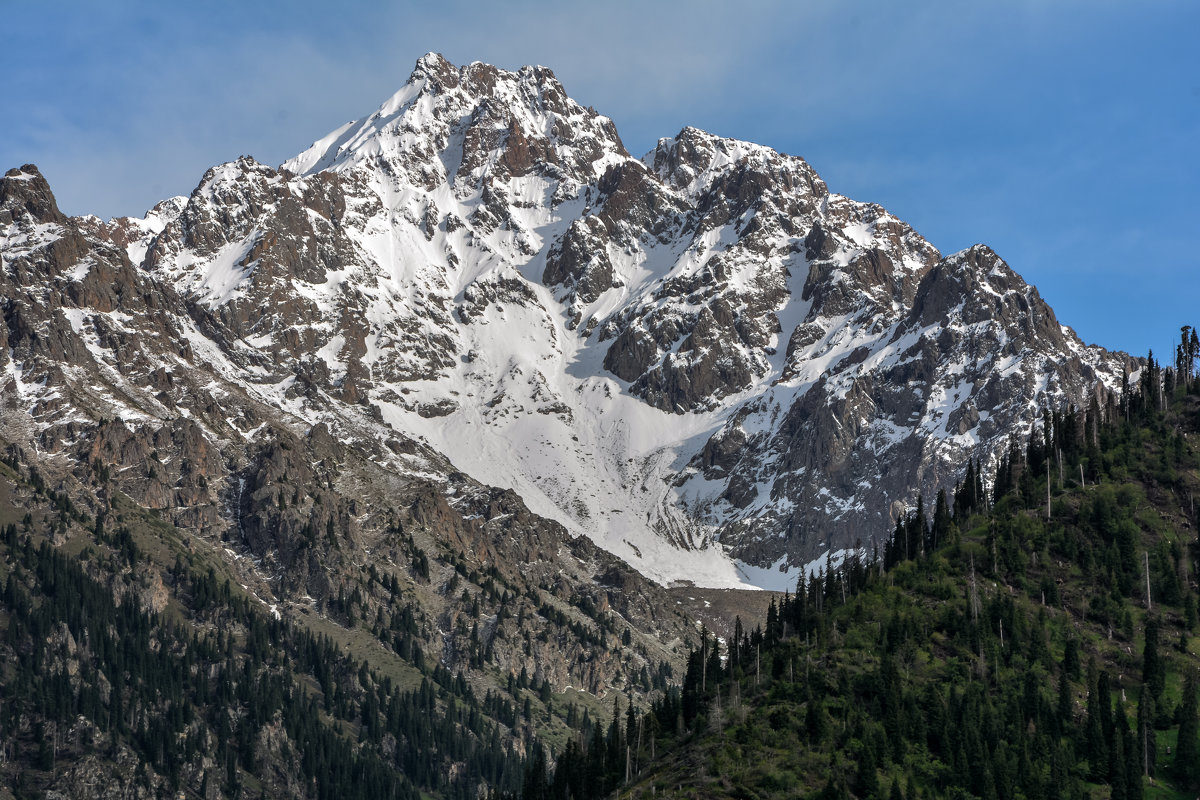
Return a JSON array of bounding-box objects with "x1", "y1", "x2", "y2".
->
[
  {"x1": 521, "y1": 330, "x2": 1200, "y2": 800},
  {"x1": 0, "y1": 453, "x2": 678, "y2": 799},
  {"x1": 0, "y1": 477, "x2": 533, "y2": 798}
]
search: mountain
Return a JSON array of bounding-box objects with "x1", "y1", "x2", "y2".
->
[
  {"x1": 0, "y1": 51, "x2": 1152, "y2": 799},
  {"x1": 2, "y1": 52, "x2": 1130, "y2": 592}
]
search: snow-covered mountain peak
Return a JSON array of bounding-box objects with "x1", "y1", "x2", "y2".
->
[
  {"x1": 914, "y1": 244, "x2": 1072, "y2": 352},
  {"x1": 1, "y1": 164, "x2": 68, "y2": 228},
  {"x1": 283, "y1": 53, "x2": 628, "y2": 191},
  {"x1": 647, "y1": 126, "x2": 826, "y2": 205},
  {"x1": 410, "y1": 50, "x2": 459, "y2": 89},
  {"x1": 1, "y1": 57, "x2": 1136, "y2": 594}
]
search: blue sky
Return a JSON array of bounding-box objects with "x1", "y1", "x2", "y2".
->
[{"x1": 4, "y1": 1, "x2": 1197, "y2": 358}]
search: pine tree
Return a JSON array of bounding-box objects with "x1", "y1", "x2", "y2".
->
[
  {"x1": 908, "y1": 496, "x2": 926, "y2": 559},
  {"x1": 1175, "y1": 671, "x2": 1200, "y2": 788},
  {"x1": 1063, "y1": 635, "x2": 1080, "y2": 679},
  {"x1": 522, "y1": 743, "x2": 549, "y2": 800},
  {"x1": 931, "y1": 489, "x2": 952, "y2": 552},
  {"x1": 1085, "y1": 669, "x2": 1107, "y2": 782},
  {"x1": 1126, "y1": 722, "x2": 1144, "y2": 800},
  {"x1": 1137, "y1": 685, "x2": 1156, "y2": 779},
  {"x1": 1057, "y1": 669, "x2": 1073, "y2": 727},
  {"x1": 857, "y1": 744, "x2": 880, "y2": 799},
  {"x1": 806, "y1": 699, "x2": 828, "y2": 745},
  {"x1": 1098, "y1": 671, "x2": 1116, "y2": 764},
  {"x1": 1111, "y1": 721, "x2": 1128, "y2": 800},
  {"x1": 1144, "y1": 616, "x2": 1165, "y2": 700},
  {"x1": 1190, "y1": 328, "x2": 1200, "y2": 390}
]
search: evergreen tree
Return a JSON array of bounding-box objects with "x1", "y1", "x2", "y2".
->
[
  {"x1": 1057, "y1": 669, "x2": 1073, "y2": 727},
  {"x1": 1111, "y1": 718, "x2": 1128, "y2": 800},
  {"x1": 1137, "y1": 685, "x2": 1156, "y2": 779},
  {"x1": 1144, "y1": 616, "x2": 1165, "y2": 700},
  {"x1": 857, "y1": 744, "x2": 880, "y2": 800},
  {"x1": 1085, "y1": 669, "x2": 1107, "y2": 782},
  {"x1": 806, "y1": 699, "x2": 828, "y2": 745},
  {"x1": 907, "y1": 496, "x2": 926, "y2": 559},
  {"x1": 1062, "y1": 635, "x2": 1080, "y2": 679},
  {"x1": 931, "y1": 489, "x2": 952, "y2": 552},
  {"x1": 1175, "y1": 671, "x2": 1200, "y2": 788},
  {"x1": 1126, "y1": 722, "x2": 1144, "y2": 800}
]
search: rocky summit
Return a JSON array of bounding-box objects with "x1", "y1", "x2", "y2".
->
[{"x1": 1, "y1": 53, "x2": 1132, "y2": 591}]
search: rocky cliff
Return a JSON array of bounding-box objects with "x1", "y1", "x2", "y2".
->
[{"x1": 2, "y1": 53, "x2": 1131, "y2": 593}]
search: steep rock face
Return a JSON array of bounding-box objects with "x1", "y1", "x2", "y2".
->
[
  {"x1": 2, "y1": 55, "x2": 1132, "y2": 590},
  {"x1": 0, "y1": 158, "x2": 693, "y2": 709},
  {"x1": 1, "y1": 166, "x2": 194, "y2": 442},
  {"x1": 687, "y1": 243, "x2": 1125, "y2": 569}
]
